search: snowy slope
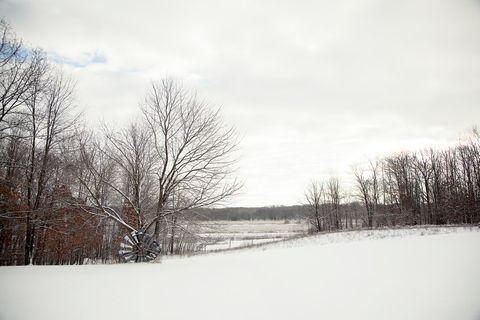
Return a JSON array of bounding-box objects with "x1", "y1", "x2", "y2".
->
[{"x1": 0, "y1": 227, "x2": 479, "y2": 320}]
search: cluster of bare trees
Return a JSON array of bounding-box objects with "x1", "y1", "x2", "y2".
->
[
  {"x1": 305, "y1": 131, "x2": 480, "y2": 232},
  {"x1": 0, "y1": 20, "x2": 240, "y2": 265},
  {"x1": 0, "y1": 19, "x2": 84, "y2": 265},
  {"x1": 354, "y1": 132, "x2": 480, "y2": 227},
  {"x1": 304, "y1": 177, "x2": 348, "y2": 232}
]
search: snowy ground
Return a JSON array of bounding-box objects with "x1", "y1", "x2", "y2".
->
[
  {"x1": 199, "y1": 219, "x2": 308, "y2": 250},
  {"x1": 1, "y1": 226, "x2": 479, "y2": 320}
]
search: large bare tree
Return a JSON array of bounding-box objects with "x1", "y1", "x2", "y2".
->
[
  {"x1": 76, "y1": 79, "x2": 241, "y2": 248},
  {"x1": 140, "y1": 79, "x2": 241, "y2": 240}
]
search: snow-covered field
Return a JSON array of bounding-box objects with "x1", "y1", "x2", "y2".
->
[
  {"x1": 199, "y1": 219, "x2": 308, "y2": 250},
  {"x1": 1, "y1": 226, "x2": 479, "y2": 320}
]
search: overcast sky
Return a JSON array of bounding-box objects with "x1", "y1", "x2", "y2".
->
[{"x1": 2, "y1": 0, "x2": 480, "y2": 207}]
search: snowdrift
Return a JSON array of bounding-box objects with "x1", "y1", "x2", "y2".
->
[{"x1": 1, "y1": 226, "x2": 479, "y2": 320}]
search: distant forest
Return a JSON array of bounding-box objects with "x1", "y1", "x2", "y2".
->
[
  {"x1": 199, "y1": 205, "x2": 307, "y2": 220},
  {"x1": 199, "y1": 203, "x2": 364, "y2": 221}
]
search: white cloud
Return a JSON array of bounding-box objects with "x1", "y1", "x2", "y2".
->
[{"x1": 2, "y1": 0, "x2": 480, "y2": 206}]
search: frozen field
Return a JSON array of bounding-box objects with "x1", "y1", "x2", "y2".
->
[
  {"x1": 199, "y1": 219, "x2": 308, "y2": 250},
  {"x1": 1, "y1": 226, "x2": 479, "y2": 320}
]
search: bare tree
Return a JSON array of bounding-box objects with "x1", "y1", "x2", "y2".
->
[
  {"x1": 0, "y1": 19, "x2": 22, "y2": 69},
  {"x1": 75, "y1": 134, "x2": 137, "y2": 233},
  {"x1": 73, "y1": 78, "x2": 240, "y2": 255},
  {"x1": 414, "y1": 150, "x2": 434, "y2": 224},
  {"x1": 0, "y1": 19, "x2": 47, "y2": 139},
  {"x1": 140, "y1": 79, "x2": 241, "y2": 240},
  {"x1": 327, "y1": 177, "x2": 341, "y2": 230},
  {"x1": 100, "y1": 122, "x2": 156, "y2": 229},
  {"x1": 353, "y1": 161, "x2": 379, "y2": 228},
  {"x1": 23, "y1": 71, "x2": 79, "y2": 264},
  {"x1": 304, "y1": 181, "x2": 324, "y2": 232}
]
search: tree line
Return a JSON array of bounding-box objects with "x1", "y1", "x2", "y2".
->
[
  {"x1": 0, "y1": 20, "x2": 240, "y2": 265},
  {"x1": 304, "y1": 131, "x2": 480, "y2": 232},
  {"x1": 199, "y1": 205, "x2": 307, "y2": 221}
]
